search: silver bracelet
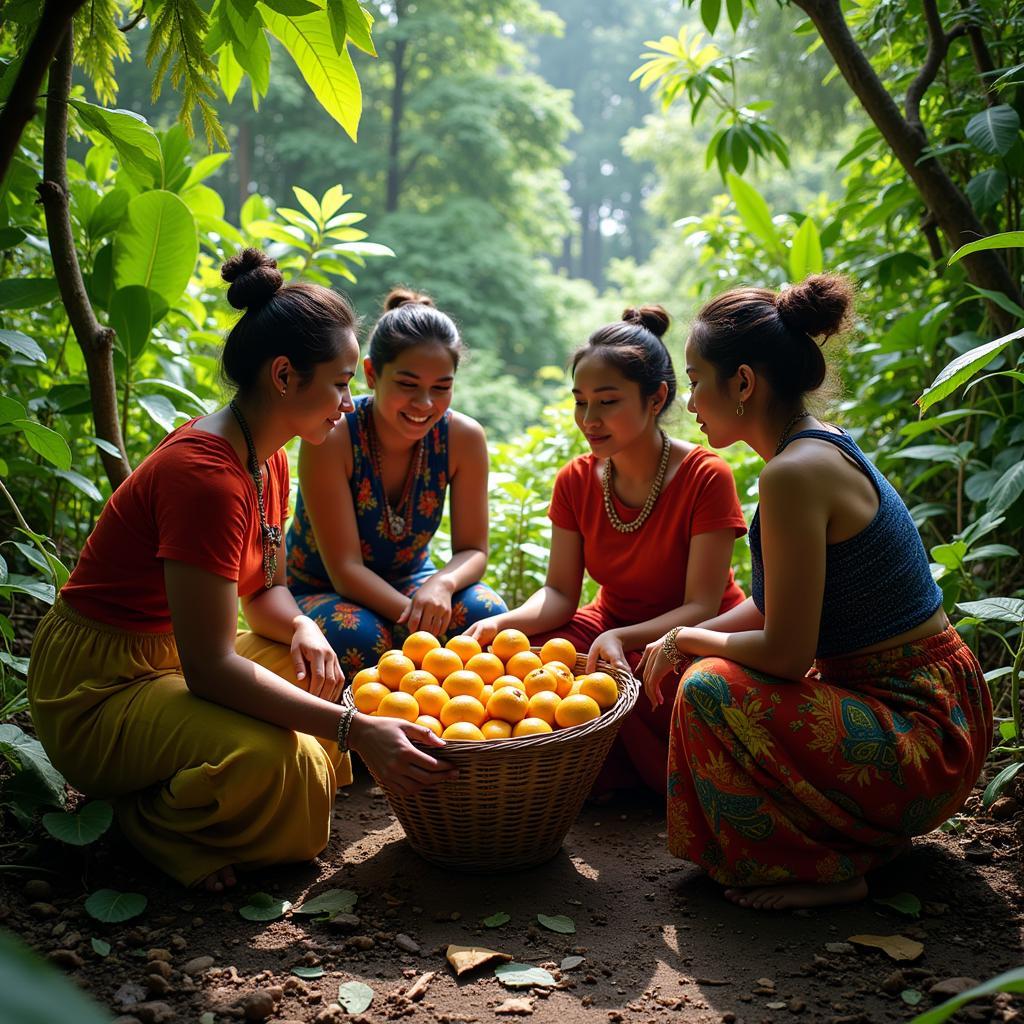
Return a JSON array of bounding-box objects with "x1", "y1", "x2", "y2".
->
[
  {"x1": 661, "y1": 627, "x2": 687, "y2": 672},
  {"x1": 337, "y1": 707, "x2": 356, "y2": 753}
]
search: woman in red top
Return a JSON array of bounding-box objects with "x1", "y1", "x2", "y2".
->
[
  {"x1": 465, "y1": 307, "x2": 747, "y2": 793},
  {"x1": 28, "y1": 249, "x2": 454, "y2": 890}
]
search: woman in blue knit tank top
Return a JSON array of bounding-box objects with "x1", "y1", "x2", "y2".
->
[
  {"x1": 287, "y1": 289, "x2": 506, "y2": 674},
  {"x1": 639, "y1": 274, "x2": 992, "y2": 910}
]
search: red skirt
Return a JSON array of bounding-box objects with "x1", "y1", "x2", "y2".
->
[{"x1": 666, "y1": 627, "x2": 992, "y2": 885}]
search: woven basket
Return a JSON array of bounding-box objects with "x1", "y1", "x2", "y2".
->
[{"x1": 342, "y1": 652, "x2": 640, "y2": 871}]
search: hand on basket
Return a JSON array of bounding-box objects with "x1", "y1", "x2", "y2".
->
[
  {"x1": 462, "y1": 615, "x2": 503, "y2": 646},
  {"x1": 585, "y1": 631, "x2": 629, "y2": 675},
  {"x1": 348, "y1": 715, "x2": 457, "y2": 795}
]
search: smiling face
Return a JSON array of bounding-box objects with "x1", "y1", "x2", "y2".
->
[
  {"x1": 572, "y1": 351, "x2": 664, "y2": 456},
  {"x1": 294, "y1": 328, "x2": 360, "y2": 444},
  {"x1": 684, "y1": 335, "x2": 744, "y2": 449},
  {"x1": 364, "y1": 340, "x2": 456, "y2": 442}
]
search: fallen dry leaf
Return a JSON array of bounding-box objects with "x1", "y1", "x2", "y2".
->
[
  {"x1": 847, "y1": 934, "x2": 924, "y2": 962},
  {"x1": 406, "y1": 971, "x2": 435, "y2": 1001},
  {"x1": 495, "y1": 997, "x2": 534, "y2": 1015},
  {"x1": 445, "y1": 944, "x2": 513, "y2": 976}
]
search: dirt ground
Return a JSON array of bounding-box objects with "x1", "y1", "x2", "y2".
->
[{"x1": 3, "y1": 767, "x2": 1023, "y2": 1024}]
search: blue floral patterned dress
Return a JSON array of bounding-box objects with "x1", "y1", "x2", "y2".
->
[{"x1": 287, "y1": 396, "x2": 505, "y2": 674}]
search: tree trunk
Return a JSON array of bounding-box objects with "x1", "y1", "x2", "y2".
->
[
  {"x1": 0, "y1": 0, "x2": 85, "y2": 188},
  {"x1": 794, "y1": 0, "x2": 1021, "y2": 335},
  {"x1": 37, "y1": 28, "x2": 131, "y2": 490},
  {"x1": 385, "y1": 4, "x2": 408, "y2": 214}
]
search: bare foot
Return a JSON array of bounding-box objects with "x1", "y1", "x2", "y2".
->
[
  {"x1": 202, "y1": 865, "x2": 237, "y2": 893},
  {"x1": 723, "y1": 875, "x2": 868, "y2": 910}
]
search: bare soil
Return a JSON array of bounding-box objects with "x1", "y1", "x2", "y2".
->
[{"x1": 3, "y1": 767, "x2": 1023, "y2": 1024}]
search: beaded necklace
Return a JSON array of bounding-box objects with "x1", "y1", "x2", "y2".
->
[
  {"x1": 601, "y1": 429, "x2": 671, "y2": 534},
  {"x1": 365, "y1": 403, "x2": 425, "y2": 540},
  {"x1": 774, "y1": 410, "x2": 810, "y2": 457},
  {"x1": 228, "y1": 399, "x2": 281, "y2": 589}
]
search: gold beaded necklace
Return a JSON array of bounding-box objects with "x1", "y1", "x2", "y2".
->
[{"x1": 601, "y1": 429, "x2": 672, "y2": 534}]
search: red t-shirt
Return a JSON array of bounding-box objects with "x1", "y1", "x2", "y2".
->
[
  {"x1": 61, "y1": 421, "x2": 289, "y2": 632},
  {"x1": 548, "y1": 446, "x2": 747, "y2": 625}
]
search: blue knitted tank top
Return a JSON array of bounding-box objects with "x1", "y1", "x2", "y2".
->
[{"x1": 748, "y1": 428, "x2": 942, "y2": 658}]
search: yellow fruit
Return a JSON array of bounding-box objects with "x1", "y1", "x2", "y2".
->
[
  {"x1": 378, "y1": 653, "x2": 416, "y2": 689},
  {"x1": 440, "y1": 694, "x2": 487, "y2": 728},
  {"x1": 486, "y1": 686, "x2": 529, "y2": 724},
  {"x1": 480, "y1": 684, "x2": 493, "y2": 705},
  {"x1": 544, "y1": 661, "x2": 575, "y2": 698},
  {"x1": 492, "y1": 674, "x2": 524, "y2": 692},
  {"x1": 416, "y1": 715, "x2": 443, "y2": 737},
  {"x1": 415, "y1": 684, "x2": 450, "y2": 718},
  {"x1": 402, "y1": 630, "x2": 441, "y2": 667},
  {"x1": 380, "y1": 648, "x2": 403, "y2": 660},
  {"x1": 353, "y1": 681, "x2": 390, "y2": 714},
  {"x1": 350, "y1": 667, "x2": 381, "y2": 692},
  {"x1": 513, "y1": 717, "x2": 553, "y2": 737},
  {"x1": 505, "y1": 650, "x2": 543, "y2": 680},
  {"x1": 376, "y1": 690, "x2": 420, "y2": 723},
  {"x1": 555, "y1": 694, "x2": 601, "y2": 728},
  {"x1": 491, "y1": 628, "x2": 531, "y2": 662},
  {"x1": 445, "y1": 634, "x2": 482, "y2": 662},
  {"x1": 569, "y1": 678, "x2": 585, "y2": 695},
  {"x1": 481, "y1": 719, "x2": 513, "y2": 740},
  {"x1": 465, "y1": 652, "x2": 504, "y2": 684},
  {"x1": 581, "y1": 671, "x2": 619, "y2": 709},
  {"x1": 540, "y1": 637, "x2": 577, "y2": 667},
  {"x1": 442, "y1": 721, "x2": 486, "y2": 742},
  {"x1": 522, "y1": 666, "x2": 560, "y2": 698},
  {"x1": 421, "y1": 647, "x2": 464, "y2": 682},
  {"x1": 442, "y1": 669, "x2": 485, "y2": 700},
  {"x1": 526, "y1": 690, "x2": 561, "y2": 725},
  {"x1": 399, "y1": 669, "x2": 439, "y2": 696}
]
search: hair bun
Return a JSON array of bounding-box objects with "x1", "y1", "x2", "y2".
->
[
  {"x1": 221, "y1": 248, "x2": 283, "y2": 311},
  {"x1": 776, "y1": 274, "x2": 854, "y2": 338},
  {"x1": 621, "y1": 304, "x2": 670, "y2": 339},
  {"x1": 384, "y1": 286, "x2": 435, "y2": 312}
]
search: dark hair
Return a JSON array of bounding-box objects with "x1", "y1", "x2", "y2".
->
[
  {"x1": 571, "y1": 305, "x2": 676, "y2": 419},
  {"x1": 367, "y1": 287, "x2": 462, "y2": 374},
  {"x1": 690, "y1": 274, "x2": 854, "y2": 405},
  {"x1": 220, "y1": 248, "x2": 357, "y2": 392}
]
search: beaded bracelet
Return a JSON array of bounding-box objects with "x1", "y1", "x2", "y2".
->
[
  {"x1": 337, "y1": 706, "x2": 356, "y2": 753},
  {"x1": 661, "y1": 626, "x2": 687, "y2": 673}
]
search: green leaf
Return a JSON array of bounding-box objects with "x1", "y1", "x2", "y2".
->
[
  {"x1": 949, "y1": 231, "x2": 1024, "y2": 265},
  {"x1": 337, "y1": 981, "x2": 373, "y2": 1013},
  {"x1": 0, "y1": 724, "x2": 66, "y2": 809},
  {"x1": 536, "y1": 913, "x2": 575, "y2": 934},
  {"x1": 291, "y1": 965, "x2": 325, "y2": 979},
  {"x1": 873, "y1": 892, "x2": 921, "y2": 917},
  {"x1": 982, "y1": 761, "x2": 1024, "y2": 808},
  {"x1": 53, "y1": 470, "x2": 103, "y2": 503},
  {"x1": 999, "y1": 719, "x2": 1017, "y2": 740},
  {"x1": 69, "y1": 100, "x2": 163, "y2": 187},
  {"x1": 965, "y1": 169, "x2": 1008, "y2": 215},
  {"x1": 495, "y1": 963, "x2": 558, "y2": 988},
  {"x1": 902, "y1": 989, "x2": 923, "y2": 1006},
  {"x1": 43, "y1": 800, "x2": 114, "y2": 845},
  {"x1": 113, "y1": 191, "x2": 198, "y2": 307},
  {"x1": 789, "y1": 216, "x2": 822, "y2": 281},
  {"x1": 917, "y1": 327, "x2": 1024, "y2": 413},
  {"x1": 955, "y1": 597, "x2": 1024, "y2": 623},
  {"x1": 482, "y1": 912, "x2": 510, "y2": 928},
  {"x1": 259, "y1": 0, "x2": 320, "y2": 13},
  {"x1": 0, "y1": 328, "x2": 45, "y2": 363},
  {"x1": 138, "y1": 394, "x2": 186, "y2": 434},
  {"x1": 725, "y1": 0, "x2": 742, "y2": 30},
  {"x1": 727, "y1": 172, "x2": 780, "y2": 255},
  {"x1": 85, "y1": 889, "x2": 147, "y2": 923},
  {"x1": 12, "y1": 420, "x2": 72, "y2": 470},
  {"x1": 239, "y1": 892, "x2": 291, "y2": 921},
  {"x1": 341, "y1": 0, "x2": 375, "y2": 55},
  {"x1": 109, "y1": 286, "x2": 161, "y2": 363},
  {"x1": 88, "y1": 188, "x2": 130, "y2": 240},
  {"x1": 261, "y1": 6, "x2": 362, "y2": 141},
  {"x1": 700, "y1": 0, "x2": 721, "y2": 34},
  {"x1": 989, "y1": 461, "x2": 1024, "y2": 514},
  {"x1": 929, "y1": 541, "x2": 967, "y2": 570},
  {"x1": 0, "y1": 573, "x2": 56, "y2": 605},
  {"x1": 293, "y1": 888, "x2": 358, "y2": 915},
  {"x1": 325, "y1": 0, "x2": 347, "y2": 52},
  {"x1": 219, "y1": 43, "x2": 245, "y2": 103},
  {"x1": 966, "y1": 284, "x2": 1024, "y2": 319},
  {"x1": 908, "y1": 966, "x2": 1024, "y2": 1023},
  {"x1": 91, "y1": 937, "x2": 111, "y2": 957},
  {"x1": 0, "y1": 397, "x2": 25, "y2": 424},
  {"x1": 0, "y1": 278, "x2": 60, "y2": 310},
  {"x1": 292, "y1": 185, "x2": 322, "y2": 223},
  {"x1": 965, "y1": 104, "x2": 1021, "y2": 156}
]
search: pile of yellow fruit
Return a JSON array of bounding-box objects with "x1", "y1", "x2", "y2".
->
[{"x1": 349, "y1": 628, "x2": 619, "y2": 742}]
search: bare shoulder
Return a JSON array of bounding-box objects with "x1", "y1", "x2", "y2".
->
[
  {"x1": 758, "y1": 446, "x2": 822, "y2": 501},
  {"x1": 448, "y1": 411, "x2": 487, "y2": 457}
]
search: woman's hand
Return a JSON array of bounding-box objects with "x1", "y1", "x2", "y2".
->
[
  {"x1": 586, "y1": 630, "x2": 629, "y2": 675},
  {"x1": 291, "y1": 616, "x2": 343, "y2": 701},
  {"x1": 462, "y1": 615, "x2": 504, "y2": 646},
  {"x1": 637, "y1": 633, "x2": 675, "y2": 710},
  {"x1": 398, "y1": 575, "x2": 454, "y2": 636},
  {"x1": 348, "y1": 715, "x2": 457, "y2": 795}
]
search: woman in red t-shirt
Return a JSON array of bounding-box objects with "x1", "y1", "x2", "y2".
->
[
  {"x1": 28, "y1": 249, "x2": 454, "y2": 891},
  {"x1": 465, "y1": 307, "x2": 747, "y2": 793}
]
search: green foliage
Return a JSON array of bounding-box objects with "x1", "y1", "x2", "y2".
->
[{"x1": 908, "y1": 967, "x2": 1024, "y2": 1024}]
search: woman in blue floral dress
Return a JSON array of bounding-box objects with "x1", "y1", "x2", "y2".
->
[{"x1": 287, "y1": 289, "x2": 505, "y2": 674}]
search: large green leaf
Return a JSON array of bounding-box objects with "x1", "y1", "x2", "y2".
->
[
  {"x1": 0, "y1": 329, "x2": 45, "y2": 363},
  {"x1": 726, "y1": 172, "x2": 780, "y2": 255},
  {"x1": 69, "y1": 101, "x2": 163, "y2": 187},
  {"x1": 109, "y1": 286, "x2": 167, "y2": 363},
  {"x1": 965, "y1": 169, "x2": 1007, "y2": 215},
  {"x1": 341, "y1": 0, "x2": 375, "y2": 55},
  {"x1": 989, "y1": 461, "x2": 1024, "y2": 514},
  {"x1": 964, "y1": 104, "x2": 1021, "y2": 156},
  {"x1": 43, "y1": 800, "x2": 114, "y2": 846},
  {"x1": 0, "y1": 725, "x2": 66, "y2": 810},
  {"x1": 85, "y1": 890, "x2": 147, "y2": 923},
  {"x1": 917, "y1": 327, "x2": 1024, "y2": 413},
  {"x1": 113, "y1": 191, "x2": 198, "y2": 307},
  {"x1": 789, "y1": 216, "x2": 822, "y2": 281},
  {"x1": 11, "y1": 420, "x2": 72, "y2": 470},
  {"x1": 949, "y1": 231, "x2": 1024, "y2": 265},
  {"x1": 0, "y1": 278, "x2": 59, "y2": 310},
  {"x1": 955, "y1": 597, "x2": 1024, "y2": 623},
  {"x1": 261, "y1": 6, "x2": 362, "y2": 141}
]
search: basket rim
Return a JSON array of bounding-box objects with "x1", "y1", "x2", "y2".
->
[{"x1": 342, "y1": 651, "x2": 640, "y2": 754}]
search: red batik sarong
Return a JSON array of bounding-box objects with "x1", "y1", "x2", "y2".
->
[{"x1": 666, "y1": 626, "x2": 992, "y2": 886}]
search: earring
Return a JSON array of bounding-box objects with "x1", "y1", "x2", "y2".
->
[
  {"x1": 735, "y1": 402, "x2": 745, "y2": 416},
  {"x1": 280, "y1": 389, "x2": 287, "y2": 398}
]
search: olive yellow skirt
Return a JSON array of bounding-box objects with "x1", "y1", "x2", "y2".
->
[{"x1": 28, "y1": 598, "x2": 353, "y2": 887}]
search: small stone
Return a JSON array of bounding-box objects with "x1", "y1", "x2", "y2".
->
[
  {"x1": 133, "y1": 1002, "x2": 175, "y2": 1024},
  {"x1": 990, "y1": 796, "x2": 1019, "y2": 820},
  {"x1": 146, "y1": 948, "x2": 172, "y2": 962},
  {"x1": 24, "y1": 879, "x2": 53, "y2": 902},
  {"x1": 169, "y1": 934, "x2": 187, "y2": 950},
  {"x1": 29, "y1": 902, "x2": 59, "y2": 919},
  {"x1": 147, "y1": 960, "x2": 172, "y2": 980},
  {"x1": 395, "y1": 933, "x2": 420, "y2": 954},
  {"x1": 145, "y1": 975, "x2": 171, "y2": 997},
  {"x1": 495, "y1": 997, "x2": 534, "y2": 1015},
  {"x1": 182, "y1": 955, "x2": 215, "y2": 976},
  {"x1": 114, "y1": 981, "x2": 148, "y2": 1009},
  {"x1": 788, "y1": 999, "x2": 806, "y2": 1013},
  {"x1": 51, "y1": 922, "x2": 67, "y2": 938},
  {"x1": 880, "y1": 971, "x2": 906, "y2": 994},
  {"x1": 929, "y1": 977, "x2": 980, "y2": 997},
  {"x1": 328, "y1": 913, "x2": 361, "y2": 932},
  {"x1": 721, "y1": 1014, "x2": 736, "y2": 1023},
  {"x1": 348, "y1": 935, "x2": 375, "y2": 950},
  {"x1": 313, "y1": 1007, "x2": 348, "y2": 1024},
  {"x1": 962, "y1": 841, "x2": 995, "y2": 863},
  {"x1": 241, "y1": 990, "x2": 277, "y2": 1020},
  {"x1": 47, "y1": 949, "x2": 85, "y2": 970},
  {"x1": 825, "y1": 942, "x2": 854, "y2": 955}
]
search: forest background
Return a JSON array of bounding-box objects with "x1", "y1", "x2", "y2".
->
[{"x1": 1, "y1": 0, "x2": 1024, "y2": 835}]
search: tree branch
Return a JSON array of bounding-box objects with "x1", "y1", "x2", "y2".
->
[
  {"x1": 37, "y1": 27, "x2": 131, "y2": 490},
  {"x1": 0, "y1": 0, "x2": 86, "y2": 188},
  {"x1": 957, "y1": 0, "x2": 998, "y2": 107},
  {"x1": 905, "y1": 0, "x2": 966, "y2": 133},
  {"x1": 119, "y1": 6, "x2": 145, "y2": 31}
]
